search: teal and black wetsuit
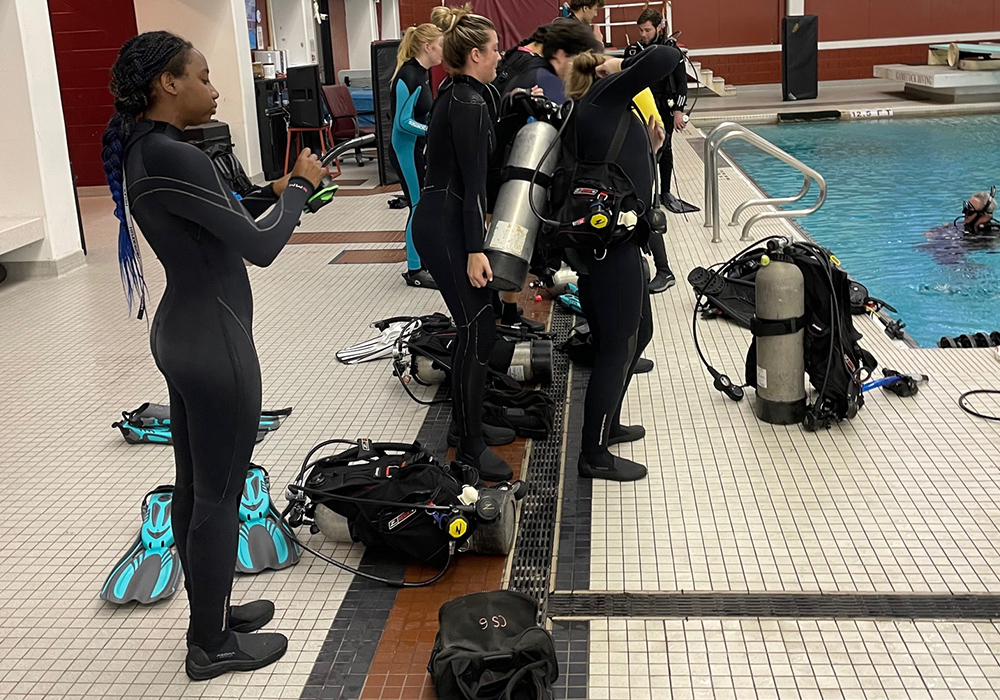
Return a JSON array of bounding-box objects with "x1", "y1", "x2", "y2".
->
[
  {"x1": 390, "y1": 57, "x2": 433, "y2": 272},
  {"x1": 123, "y1": 119, "x2": 313, "y2": 650}
]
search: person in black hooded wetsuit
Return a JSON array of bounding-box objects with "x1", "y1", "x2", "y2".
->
[
  {"x1": 565, "y1": 44, "x2": 682, "y2": 481},
  {"x1": 101, "y1": 32, "x2": 325, "y2": 680},
  {"x1": 411, "y1": 6, "x2": 512, "y2": 481}
]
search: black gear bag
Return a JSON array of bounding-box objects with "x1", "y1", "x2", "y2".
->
[{"x1": 429, "y1": 590, "x2": 558, "y2": 700}]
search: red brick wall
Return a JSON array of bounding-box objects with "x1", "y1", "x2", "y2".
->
[
  {"x1": 398, "y1": 1, "x2": 1000, "y2": 85},
  {"x1": 697, "y1": 44, "x2": 932, "y2": 86},
  {"x1": 48, "y1": 0, "x2": 138, "y2": 186}
]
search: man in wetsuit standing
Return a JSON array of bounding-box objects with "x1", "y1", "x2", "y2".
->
[{"x1": 625, "y1": 8, "x2": 692, "y2": 293}]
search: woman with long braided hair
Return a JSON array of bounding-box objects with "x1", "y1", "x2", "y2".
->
[{"x1": 101, "y1": 31, "x2": 324, "y2": 679}]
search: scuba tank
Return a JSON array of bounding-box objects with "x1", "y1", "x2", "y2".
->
[
  {"x1": 751, "y1": 253, "x2": 807, "y2": 425},
  {"x1": 484, "y1": 119, "x2": 561, "y2": 292},
  {"x1": 484, "y1": 119, "x2": 560, "y2": 291}
]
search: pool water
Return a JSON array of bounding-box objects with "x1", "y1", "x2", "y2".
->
[{"x1": 720, "y1": 115, "x2": 1000, "y2": 347}]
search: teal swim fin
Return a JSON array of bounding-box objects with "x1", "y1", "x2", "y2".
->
[
  {"x1": 557, "y1": 293, "x2": 584, "y2": 316},
  {"x1": 113, "y1": 405, "x2": 293, "y2": 444},
  {"x1": 236, "y1": 465, "x2": 300, "y2": 574},
  {"x1": 100, "y1": 485, "x2": 182, "y2": 604}
]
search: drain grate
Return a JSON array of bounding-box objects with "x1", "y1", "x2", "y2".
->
[
  {"x1": 507, "y1": 308, "x2": 573, "y2": 616},
  {"x1": 547, "y1": 592, "x2": 1000, "y2": 620}
]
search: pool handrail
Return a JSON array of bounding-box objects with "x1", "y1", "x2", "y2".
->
[{"x1": 703, "y1": 122, "x2": 827, "y2": 243}]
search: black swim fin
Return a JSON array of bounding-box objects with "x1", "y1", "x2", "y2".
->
[
  {"x1": 687, "y1": 267, "x2": 756, "y2": 328},
  {"x1": 663, "y1": 193, "x2": 700, "y2": 214}
]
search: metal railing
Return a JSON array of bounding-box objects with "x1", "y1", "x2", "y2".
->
[{"x1": 703, "y1": 122, "x2": 827, "y2": 243}]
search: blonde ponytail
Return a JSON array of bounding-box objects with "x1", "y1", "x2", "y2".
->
[
  {"x1": 430, "y1": 4, "x2": 495, "y2": 73},
  {"x1": 565, "y1": 50, "x2": 607, "y2": 99},
  {"x1": 393, "y1": 23, "x2": 443, "y2": 79}
]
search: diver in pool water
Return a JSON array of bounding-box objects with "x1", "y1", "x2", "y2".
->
[
  {"x1": 958, "y1": 188, "x2": 1000, "y2": 234},
  {"x1": 920, "y1": 188, "x2": 1000, "y2": 267}
]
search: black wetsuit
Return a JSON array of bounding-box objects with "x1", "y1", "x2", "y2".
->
[
  {"x1": 624, "y1": 35, "x2": 688, "y2": 196},
  {"x1": 625, "y1": 36, "x2": 688, "y2": 277},
  {"x1": 390, "y1": 57, "x2": 433, "y2": 271},
  {"x1": 410, "y1": 76, "x2": 497, "y2": 462},
  {"x1": 123, "y1": 120, "x2": 313, "y2": 650},
  {"x1": 572, "y1": 44, "x2": 682, "y2": 462}
]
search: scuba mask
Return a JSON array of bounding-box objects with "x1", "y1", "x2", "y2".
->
[{"x1": 960, "y1": 185, "x2": 997, "y2": 233}]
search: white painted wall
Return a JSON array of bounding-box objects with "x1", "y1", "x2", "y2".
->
[
  {"x1": 345, "y1": 0, "x2": 378, "y2": 71},
  {"x1": 271, "y1": 0, "x2": 318, "y2": 65},
  {"x1": 133, "y1": 0, "x2": 263, "y2": 177},
  {"x1": 381, "y1": 0, "x2": 401, "y2": 41},
  {"x1": 0, "y1": 0, "x2": 83, "y2": 267}
]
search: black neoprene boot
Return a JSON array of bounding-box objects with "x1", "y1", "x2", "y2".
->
[
  {"x1": 447, "y1": 420, "x2": 516, "y2": 447},
  {"x1": 578, "y1": 452, "x2": 647, "y2": 482},
  {"x1": 186, "y1": 631, "x2": 288, "y2": 681},
  {"x1": 608, "y1": 424, "x2": 646, "y2": 446},
  {"x1": 458, "y1": 444, "x2": 514, "y2": 482},
  {"x1": 230, "y1": 600, "x2": 275, "y2": 634}
]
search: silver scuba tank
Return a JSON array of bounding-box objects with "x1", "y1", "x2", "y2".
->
[
  {"x1": 752, "y1": 254, "x2": 807, "y2": 424},
  {"x1": 484, "y1": 120, "x2": 561, "y2": 292}
]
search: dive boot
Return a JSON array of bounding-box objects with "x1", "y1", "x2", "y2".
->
[
  {"x1": 608, "y1": 424, "x2": 646, "y2": 446},
  {"x1": 186, "y1": 631, "x2": 288, "y2": 681},
  {"x1": 578, "y1": 453, "x2": 647, "y2": 482},
  {"x1": 458, "y1": 447, "x2": 514, "y2": 482},
  {"x1": 402, "y1": 268, "x2": 438, "y2": 289},
  {"x1": 649, "y1": 271, "x2": 676, "y2": 294},
  {"x1": 230, "y1": 600, "x2": 275, "y2": 634},
  {"x1": 448, "y1": 421, "x2": 516, "y2": 447}
]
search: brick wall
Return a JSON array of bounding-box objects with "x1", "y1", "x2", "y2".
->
[{"x1": 698, "y1": 43, "x2": 931, "y2": 86}]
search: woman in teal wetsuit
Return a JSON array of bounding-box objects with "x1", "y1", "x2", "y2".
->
[{"x1": 390, "y1": 23, "x2": 443, "y2": 288}]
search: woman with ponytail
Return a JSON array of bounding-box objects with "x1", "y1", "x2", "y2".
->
[
  {"x1": 390, "y1": 22, "x2": 442, "y2": 288},
  {"x1": 410, "y1": 5, "x2": 512, "y2": 481},
  {"x1": 560, "y1": 44, "x2": 682, "y2": 483},
  {"x1": 101, "y1": 31, "x2": 324, "y2": 680}
]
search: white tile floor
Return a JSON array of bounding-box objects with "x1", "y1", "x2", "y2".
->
[
  {"x1": 583, "y1": 618, "x2": 1000, "y2": 700},
  {"x1": 2, "y1": 114, "x2": 1000, "y2": 699}
]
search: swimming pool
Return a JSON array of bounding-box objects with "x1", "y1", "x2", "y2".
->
[{"x1": 720, "y1": 115, "x2": 1000, "y2": 347}]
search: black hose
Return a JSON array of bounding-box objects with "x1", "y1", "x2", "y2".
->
[
  {"x1": 959, "y1": 389, "x2": 1000, "y2": 421},
  {"x1": 691, "y1": 235, "x2": 785, "y2": 382}
]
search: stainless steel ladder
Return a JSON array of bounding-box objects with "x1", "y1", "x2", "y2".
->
[{"x1": 703, "y1": 122, "x2": 827, "y2": 243}]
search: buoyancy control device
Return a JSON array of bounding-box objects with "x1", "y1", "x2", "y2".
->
[
  {"x1": 282, "y1": 440, "x2": 520, "y2": 585},
  {"x1": 690, "y1": 237, "x2": 879, "y2": 430}
]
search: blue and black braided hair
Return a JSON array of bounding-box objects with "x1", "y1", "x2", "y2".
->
[{"x1": 101, "y1": 31, "x2": 193, "y2": 319}]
